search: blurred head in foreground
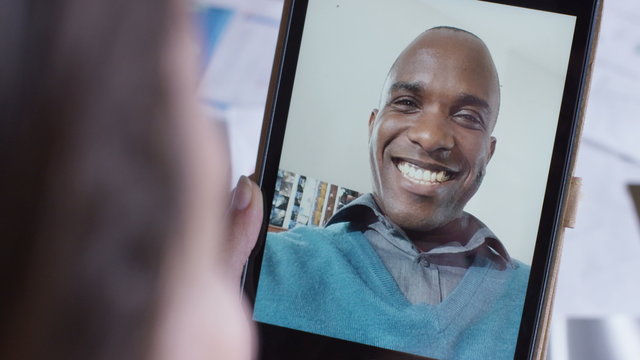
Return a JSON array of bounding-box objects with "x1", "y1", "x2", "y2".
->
[{"x1": 0, "y1": 1, "x2": 252, "y2": 359}]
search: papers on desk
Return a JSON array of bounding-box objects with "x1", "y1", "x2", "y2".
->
[
  {"x1": 550, "y1": 1, "x2": 640, "y2": 359},
  {"x1": 198, "y1": 0, "x2": 283, "y2": 18},
  {"x1": 581, "y1": 2, "x2": 640, "y2": 161},
  {"x1": 196, "y1": 0, "x2": 283, "y2": 183},
  {"x1": 565, "y1": 317, "x2": 640, "y2": 360},
  {"x1": 199, "y1": 10, "x2": 280, "y2": 108}
]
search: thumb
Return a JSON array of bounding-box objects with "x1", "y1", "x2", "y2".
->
[{"x1": 227, "y1": 176, "x2": 263, "y2": 283}]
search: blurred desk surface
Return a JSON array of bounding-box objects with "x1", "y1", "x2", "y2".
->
[{"x1": 551, "y1": 0, "x2": 640, "y2": 359}]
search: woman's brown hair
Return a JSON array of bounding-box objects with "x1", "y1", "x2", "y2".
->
[{"x1": 1, "y1": 0, "x2": 184, "y2": 359}]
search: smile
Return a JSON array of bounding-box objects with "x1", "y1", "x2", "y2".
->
[{"x1": 396, "y1": 160, "x2": 454, "y2": 184}]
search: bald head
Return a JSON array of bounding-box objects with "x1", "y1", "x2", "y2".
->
[
  {"x1": 383, "y1": 26, "x2": 500, "y2": 130},
  {"x1": 368, "y1": 27, "x2": 501, "y2": 234}
]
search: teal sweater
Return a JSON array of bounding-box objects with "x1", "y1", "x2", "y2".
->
[{"x1": 254, "y1": 223, "x2": 530, "y2": 360}]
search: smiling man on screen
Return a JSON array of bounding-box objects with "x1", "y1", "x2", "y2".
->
[{"x1": 254, "y1": 26, "x2": 531, "y2": 360}]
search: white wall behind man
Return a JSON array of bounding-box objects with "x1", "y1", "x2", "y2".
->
[{"x1": 278, "y1": 0, "x2": 576, "y2": 265}]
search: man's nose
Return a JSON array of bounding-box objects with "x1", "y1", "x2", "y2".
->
[{"x1": 406, "y1": 110, "x2": 455, "y2": 155}]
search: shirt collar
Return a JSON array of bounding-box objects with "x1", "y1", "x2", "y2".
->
[{"x1": 326, "y1": 193, "x2": 513, "y2": 269}]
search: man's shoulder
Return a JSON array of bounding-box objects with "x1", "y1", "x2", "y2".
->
[
  {"x1": 510, "y1": 258, "x2": 531, "y2": 273},
  {"x1": 265, "y1": 222, "x2": 364, "y2": 254},
  {"x1": 268, "y1": 222, "x2": 351, "y2": 241},
  {"x1": 259, "y1": 223, "x2": 378, "y2": 290},
  {"x1": 504, "y1": 258, "x2": 531, "y2": 291}
]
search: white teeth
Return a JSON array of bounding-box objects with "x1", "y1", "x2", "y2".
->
[{"x1": 396, "y1": 161, "x2": 451, "y2": 184}]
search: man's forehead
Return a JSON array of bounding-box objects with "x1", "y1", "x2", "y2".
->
[
  {"x1": 394, "y1": 29, "x2": 494, "y2": 75},
  {"x1": 383, "y1": 28, "x2": 501, "y2": 117}
]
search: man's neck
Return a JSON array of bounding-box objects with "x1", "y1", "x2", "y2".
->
[{"x1": 404, "y1": 214, "x2": 480, "y2": 252}]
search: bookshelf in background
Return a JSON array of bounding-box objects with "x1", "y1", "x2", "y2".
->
[{"x1": 268, "y1": 169, "x2": 361, "y2": 232}]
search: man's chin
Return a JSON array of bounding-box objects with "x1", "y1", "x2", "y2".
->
[{"x1": 374, "y1": 192, "x2": 460, "y2": 231}]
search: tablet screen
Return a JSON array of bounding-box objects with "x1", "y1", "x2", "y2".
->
[{"x1": 249, "y1": 0, "x2": 596, "y2": 358}]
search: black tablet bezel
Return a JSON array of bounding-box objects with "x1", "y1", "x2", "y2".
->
[{"x1": 244, "y1": 1, "x2": 601, "y2": 358}]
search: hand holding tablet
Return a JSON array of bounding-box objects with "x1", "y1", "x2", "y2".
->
[{"x1": 243, "y1": 1, "x2": 602, "y2": 359}]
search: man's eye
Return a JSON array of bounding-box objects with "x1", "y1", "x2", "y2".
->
[
  {"x1": 452, "y1": 110, "x2": 485, "y2": 130},
  {"x1": 391, "y1": 98, "x2": 419, "y2": 111},
  {"x1": 396, "y1": 99, "x2": 416, "y2": 106}
]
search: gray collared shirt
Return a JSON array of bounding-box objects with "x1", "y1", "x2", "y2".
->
[{"x1": 327, "y1": 193, "x2": 513, "y2": 305}]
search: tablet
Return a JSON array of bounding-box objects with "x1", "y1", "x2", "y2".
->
[{"x1": 244, "y1": 0, "x2": 601, "y2": 359}]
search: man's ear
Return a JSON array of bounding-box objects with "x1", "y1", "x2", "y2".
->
[
  {"x1": 368, "y1": 109, "x2": 378, "y2": 137},
  {"x1": 488, "y1": 136, "x2": 497, "y2": 161}
]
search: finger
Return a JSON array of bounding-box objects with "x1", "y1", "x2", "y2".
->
[{"x1": 227, "y1": 176, "x2": 263, "y2": 283}]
